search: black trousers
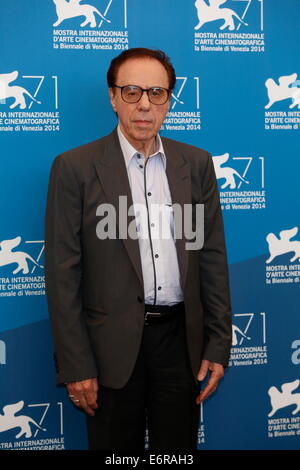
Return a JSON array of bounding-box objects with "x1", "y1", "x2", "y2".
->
[{"x1": 86, "y1": 310, "x2": 200, "y2": 450}]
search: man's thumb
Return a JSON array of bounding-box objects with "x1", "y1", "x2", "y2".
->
[{"x1": 197, "y1": 359, "x2": 209, "y2": 381}]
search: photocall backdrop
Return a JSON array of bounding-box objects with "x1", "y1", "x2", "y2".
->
[{"x1": 0, "y1": 0, "x2": 299, "y2": 450}]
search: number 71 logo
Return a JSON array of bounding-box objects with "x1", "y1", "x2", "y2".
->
[
  {"x1": 232, "y1": 312, "x2": 267, "y2": 346},
  {"x1": 171, "y1": 77, "x2": 200, "y2": 110}
]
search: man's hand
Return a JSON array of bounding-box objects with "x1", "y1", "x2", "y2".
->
[
  {"x1": 66, "y1": 378, "x2": 99, "y2": 416},
  {"x1": 196, "y1": 360, "x2": 224, "y2": 405}
]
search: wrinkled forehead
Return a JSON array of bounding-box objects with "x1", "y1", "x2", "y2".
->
[{"x1": 115, "y1": 57, "x2": 170, "y2": 88}]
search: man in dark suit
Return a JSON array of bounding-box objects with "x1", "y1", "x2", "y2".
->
[{"x1": 45, "y1": 48, "x2": 232, "y2": 450}]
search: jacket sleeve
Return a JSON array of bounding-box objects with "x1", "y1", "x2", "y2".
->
[
  {"x1": 198, "y1": 152, "x2": 232, "y2": 366},
  {"x1": 44, "y1": 155, "x2": 98, "y2": 384}
]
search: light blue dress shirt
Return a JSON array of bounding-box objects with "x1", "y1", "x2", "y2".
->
[{"x1": 117, "y1": 126, "x2": 183, "y2": 306}]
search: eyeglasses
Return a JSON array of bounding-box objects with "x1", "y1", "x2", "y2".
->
[{"x1": 113, "y1": 85, "x2": 171, "y2": 105}]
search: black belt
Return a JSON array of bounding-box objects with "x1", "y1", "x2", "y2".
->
[{"x1": 144, "y1": 302, "x2": 184, "y2": 324}]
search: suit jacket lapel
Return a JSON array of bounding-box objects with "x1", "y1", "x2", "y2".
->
[
  {"x1": 163, "y1": 138, "x2": 192, "y2": 289},
  {"x1": 93, "y1": 129, "x2": 144, "y2": 287}
]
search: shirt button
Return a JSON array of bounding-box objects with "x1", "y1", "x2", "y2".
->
[
  {"x1": 151, "y1": 223, "x2": 155, "y2": 227},
  {"x1": 158, "y1": 286, "x2": 162, "y2": 291},
  {"x1": 137, "y1": 154, "x2": 141, "y2": 159},
  {"x1": 155, "y1": 254, "x2": 159, "y2": 258},
  {"x1": 147, "y1": 192, "x2": 152, "y2": 196},
  {"x1": 139, "y1": 165, "x2": 143, "y2": 169}
]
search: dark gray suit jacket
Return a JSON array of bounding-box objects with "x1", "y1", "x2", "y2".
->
[{"x1": 44, "y1": 128, "x2": 232, "y2": 387}]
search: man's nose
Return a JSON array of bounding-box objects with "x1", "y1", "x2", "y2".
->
[{"x1": 137, "y1": 91, "x2": 151, "y2": 109}]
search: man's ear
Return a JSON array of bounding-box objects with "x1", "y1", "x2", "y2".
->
[{"x1": 109, "y1": 87, "x2": 117, "y2": 112}]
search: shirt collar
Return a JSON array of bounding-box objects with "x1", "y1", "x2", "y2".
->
[{"x1": 117, "y1": 125, "x2": 166, "y2": 170}]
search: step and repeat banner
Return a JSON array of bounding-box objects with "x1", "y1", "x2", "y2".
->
[{"x1": 0, "y1": 0, "x2": 299, "y2": 450}]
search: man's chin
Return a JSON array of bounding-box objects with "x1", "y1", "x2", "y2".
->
[
  {"x1": 132, "y1": 129, "x2": 155, "y2": 141},
  {"x1": 133, "y1": 124, "x2": 154, "y2": 136}
]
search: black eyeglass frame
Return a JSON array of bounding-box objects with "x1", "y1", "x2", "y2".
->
[{"x1": 113, "y1": 84, "x2": 172, "y2": 105}]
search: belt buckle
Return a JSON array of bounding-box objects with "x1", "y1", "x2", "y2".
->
[{"x1": 144, "y1": 311, "x2": 162, "y2": 325}]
